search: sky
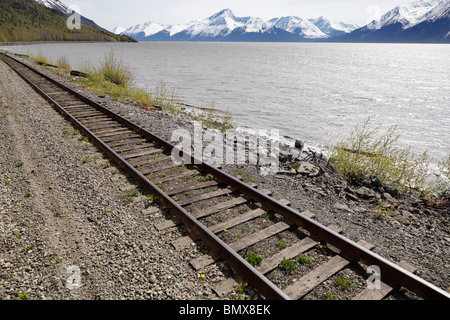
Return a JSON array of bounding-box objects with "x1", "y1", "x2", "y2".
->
[{"x1": 69, "y1": 0, "x2": 418, "y2": 32}]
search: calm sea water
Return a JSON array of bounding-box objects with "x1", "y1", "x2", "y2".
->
[{"x1": 3, "y1": 42, "x2": 449, "y2": 161}]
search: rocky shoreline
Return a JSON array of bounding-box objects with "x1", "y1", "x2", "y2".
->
[{"x1": 0, "y1": 55, "x2": 448, "y2": 300}]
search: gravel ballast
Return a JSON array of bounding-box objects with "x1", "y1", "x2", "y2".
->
[
  {"x1": 0, "y1": 59, "x2": 226, "y2": 300},
  {"x1": 0, "y1": 55, "x2": 448, "y2": 300}
]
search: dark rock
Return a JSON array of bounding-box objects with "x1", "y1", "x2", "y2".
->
[
  {"x1": 279, "y1": 151, "x2": 292, "y2": 163},
  {"x1": 369, "y1": 175, "x2": 383, "y2": 188},
  {"x1": 70, "y1": 70, "x2": 89, "y2": 78},
  {"x1": 294, "y1": 139, "x2": 304, "y2": 151},
  {"x1": 385, "y1": 187, "x2": 399, "y2": 198}
]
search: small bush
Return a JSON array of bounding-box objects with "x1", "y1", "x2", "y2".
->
[
  {"x1": 191, "y1": 101, "x2": 234, "y2": 132},
  {"x1": 56, "y1": 56, "x2": 71, "y2": 71},
  {"x1": 153, "y1": 81, "x2": 182, "y2": 115},
  {"x1": 33, "y1": 51, "x2": 50, "y2": 65},
  {"x1": 97, "y1": 49, "x2": 133, "y2": 87},
  {"x1": 328, "y1": 117, "x2": 449, "y2": 199}
]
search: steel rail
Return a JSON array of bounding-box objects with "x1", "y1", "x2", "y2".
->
[
  {"x1": 0, "y1": 52, "x2": 290, "y2": 300},
  {"x1": 1, "y1": 51, "x2": 449, "y2": 300}
]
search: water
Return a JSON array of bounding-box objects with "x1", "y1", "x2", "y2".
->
[{"x1": 3, "y1": 42, "x2": 449, "y2": 161}]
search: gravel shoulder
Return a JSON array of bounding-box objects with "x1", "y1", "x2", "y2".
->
[
  {"x1": 0, "y1": 55, "x2": 448, "y2": 301},
  {"x1": 0, "y1": 59, "x2": 225, "y2": 300}
]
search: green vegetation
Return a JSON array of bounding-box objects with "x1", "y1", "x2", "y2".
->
[
  {"x1": 24, "y1": 243, "x2": 35, "y2": 253},
  {"x1": 296, "y1": 254, "x2": 313, "y2": 264},
  {"x1": 334, "y1": 276, "x2": 352, "y2": 290},
  {"x1": 191, "y1": 102, "x2": 234, "y2": 132},
  {"x1": 246, "y1": 253, "x2": 263, "y2": 267},
  {"x1": 373, "y1": 201, "x2": 396, "y2": 218},
  {"x1": 229, "y1": 168, "x2": 256, "y2": 184},
  {"x1": 95, "y1": 49, "x2": 133, "y2": 86},
  {"x1": 0, "y1": 0, "x2": 136, "y2": 43},
  {"x1": 328, "y1": 117, "x2": 449, "y2": 199},
  {"x1": 324, "y1": 292, "x2": 335, "y2": 300},
  {"x1": 276, "y1": 239, "x2": 287, "y2": 249},
  {"x1": 316, "y1": 242, "x2": 329, "y2": 255},
  {"x1": 17, "y1": 292, "x2": 29, "y2": 300},
  {"x1": 56, "y1": 56, "x2": 71, "y2": 72},
  {"x1": 199, "y1": 173, "x2": 214, "y2": 182},
  {"x1": 123, "y1": 188, "x2": 140, "y2": 203},
  {"x1": 147, "y1": 194, "x2": 159, "y2": 204},
  {"x1": 279, "y1": 257, "x2": 298, "y2": 274}
]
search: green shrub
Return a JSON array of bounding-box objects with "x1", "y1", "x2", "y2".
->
[
  {"x1": 246, "y1": 253, "x2": 263, "y2": 267},
  {"x1": 279, "y1": 257, "x2": 298, "y2": 273},
  {"x1": 56, "y1": 56, "x2": 71, "y2": 71},
  {"x1": 328, "y1": 117, "x2": 449, "y2": 198},
  {"x1": 97, "y1": 49, "x2": 133, "y2": 87}
]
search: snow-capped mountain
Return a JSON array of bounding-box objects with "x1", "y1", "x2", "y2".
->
[
  {"x1": 119, "y1": 9, "x2": 357, "y2": 42},
  {"x1": 32, "y1": 0, "x2": 101, "y2": 28},
  {"x1": 309, "y1": 16, "x2": 360, "y2": 37},
  {"x1": 366, "y1": 0, "x2": 442, "y2": 29},
  {"x1": 343, "y1": 0, "x2": 449, "y2": 42},
  {"x1": 33, "y1": 0, "x2": 68, "y2": 14},
  {"x1": 121, "y1": 21, "x2": 166, "y2": 39},
  {"x1": 112, "y1": 26, "x2": 126, "y2": 35},
  {"x1": 269, "y1": 16, "x2": 328, "y2": 38}
]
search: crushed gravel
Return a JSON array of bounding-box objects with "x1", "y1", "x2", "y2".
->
[{"x1": 0, "y1": 54, "x2": 448, "y2": 301}]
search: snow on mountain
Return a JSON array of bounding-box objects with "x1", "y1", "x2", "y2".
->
[
  {"x1": 122, "y1": 21, "x2": 166, "y2": 37},
  {"x1": 32, "y1": 0, "x2": 101, "y2": 28},
  {"x1": 366, "y1": 0, "x2": 444, "y2": 30},
  {"x1": 118, "y1": 3, "x2": 447, "y2": 43},
  {"x1": 112, "y1": 26, "x2": 126, "y2": 35},
  {"x1": 33, "y1": 0, "x2": 68, "y2": 14},
  {"x1": 417, "y1": 0, "x2": 450, "y2": 23},
  {"x1": 243, "y1": 17, "x2": 273, "y2": 33},
  {"x1": 309, "y1": 16, "x2": 359, "y2": 37},
  {"x1": 119, "y1": 9, "x2": 347, "y2": 41},
  {"x1": 181, "y1": 9, "x2": 254, "y2": 38},
  {"x1": 269, "y1": 16, "x2": 328, "y2": 38},
  {"x1": 343, "y1": 0, "x2": 449, "y2": 42}
]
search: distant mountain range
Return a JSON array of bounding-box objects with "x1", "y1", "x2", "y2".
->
[
  {"x1": 116, "y1": 0, "x2": 449, "y2": 43},
  {"x1": 117, "y1": 9, "x2": 359, "y2": 42},
  {"x1": 339, "y1": 0, "x2": 450, "y2": 43}
]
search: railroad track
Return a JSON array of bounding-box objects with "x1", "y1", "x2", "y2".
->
[{"x1": 1, "y1": 51, "x2": 449, "y2": 301}]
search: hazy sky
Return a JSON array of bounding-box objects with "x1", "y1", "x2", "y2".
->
[{"x1": 69, "y1": 0, "x2": 417, "y2": 31}]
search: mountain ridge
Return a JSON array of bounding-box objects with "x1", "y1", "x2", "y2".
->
[
  {"x1": 119, "y1": 9, "x2": 358, "y2": 42},
  {"x1": 117, "y1": 1, "x2": 449, "y2": 43},
  {"x1": 338, "y1": 0, "x2": 449, "y2": 43},
  {"x1": 0, "y1": 0, "x2": 136, "y2": 43}
]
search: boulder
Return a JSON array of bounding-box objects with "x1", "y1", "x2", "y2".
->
[
  {"x1": 355, "y1": 187, "x2": 377, "y2": 199},
  {"x1": 292, "y1": 162, "x2": 320, "y2": 177}
]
